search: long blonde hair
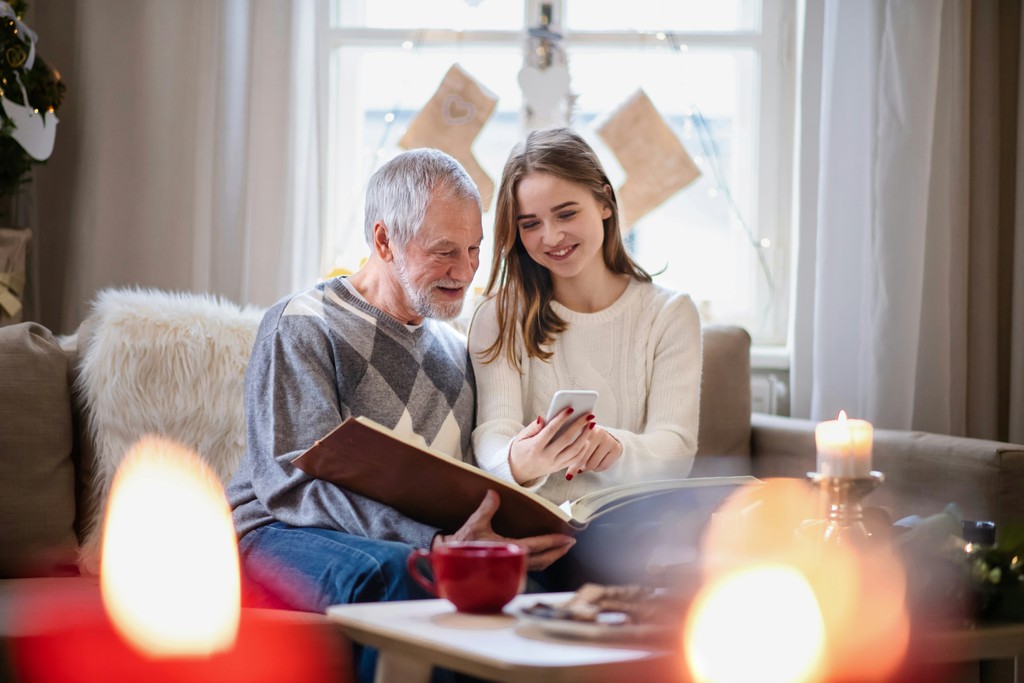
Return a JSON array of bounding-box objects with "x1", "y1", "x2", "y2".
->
[{"x1": 479, "y1": 128, "x2": 651, "y2": 370}]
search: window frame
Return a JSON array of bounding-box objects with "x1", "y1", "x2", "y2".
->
[{"x1": 317, "y1": 0, "x2": 797, "y2": 348}]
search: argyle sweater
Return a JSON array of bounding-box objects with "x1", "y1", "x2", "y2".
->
[{"x1": 227, "y1": 278, "x2": 475, "y2": 549}]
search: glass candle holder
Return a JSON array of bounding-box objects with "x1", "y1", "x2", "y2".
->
[{"x1": 804, "y1": 471, "x2": 885, "y2": 546}]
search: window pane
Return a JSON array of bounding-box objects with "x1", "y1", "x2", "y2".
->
[
  {"x1": 568, "y1": 47, "x2": 772, "y2": 338},
  {"x1": 326, "y1": 47, "x2": 523, "y2": 283},
  {"x1": 332, "y1": 0, "x2": 525, "y2": 30},
  {"x1": 323, "y1": 0, "x2": 790, "y2": 343},
  {"x1": 565, "y1": 0, "x2": 761, "y2": 32}
]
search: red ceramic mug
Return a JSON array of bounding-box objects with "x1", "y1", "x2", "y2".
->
[{"x1": 407, "y1": 541, "x2": 527, "y2": 614}]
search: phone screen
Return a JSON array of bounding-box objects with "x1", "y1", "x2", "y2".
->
[{"x1": 545, "y1": 390, "x2": 598, "y2": 439}]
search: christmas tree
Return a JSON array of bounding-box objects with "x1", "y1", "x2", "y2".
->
[{"x1": 0, "y1": 0, "x2": 64, "y2": 202}]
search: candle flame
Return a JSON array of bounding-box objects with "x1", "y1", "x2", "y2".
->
[
  {"x1": 837, "y1": 410, "x2": 848, "y2": 422},
  {"x1": 100, "y1": 437, "x2": 241, "y2": 657}
]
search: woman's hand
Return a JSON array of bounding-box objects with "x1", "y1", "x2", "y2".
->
[
  {"x1": 566, "y1": 424, "x2": 622, "y2": 477},
  {"x1": 507, "y1": 408, "x2": 594, "y2": 484}
]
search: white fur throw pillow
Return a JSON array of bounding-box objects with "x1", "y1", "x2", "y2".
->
[{"x1": 75, "y1": 288, "x2": 264, "y2": 574}]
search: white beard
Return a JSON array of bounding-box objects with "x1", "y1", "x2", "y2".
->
[{"x1": 393, "y1": 252, "x2": 466, "y2": 321}]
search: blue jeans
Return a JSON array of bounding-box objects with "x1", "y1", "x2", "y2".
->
[{"x1": 238, "y1": 522, "x2": 433, "y2": 683}]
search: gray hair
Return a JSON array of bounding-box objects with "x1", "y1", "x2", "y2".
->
[{"x1": 363, "y1": 148, "x2": 481, "y2": 248}]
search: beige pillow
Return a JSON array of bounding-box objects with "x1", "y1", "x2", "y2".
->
[{"x1": 0, "y1": 322, "x2": 78, "y2": 577}]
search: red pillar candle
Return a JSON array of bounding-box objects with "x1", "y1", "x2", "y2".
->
[
  {"x1": 4, "y1": 437, "x2": 351, "y2": 683},
  {"x1": 5, "y1": 579, "x2": 349, "y2": 683}
]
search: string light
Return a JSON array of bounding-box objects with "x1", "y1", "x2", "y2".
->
[
  {"x1": 659, "y1": 28, "x2": 777, "y2": 327},
  {"x1": 401, "y1": 40, "x2": 413, "y2": 50},
  {"x1": 690, "y1": 103, "x2": 777, "y2": 328}
]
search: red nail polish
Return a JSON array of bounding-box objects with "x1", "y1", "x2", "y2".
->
[
  {"x1": 537, "y1": 416, "x2": 542, "y2": 425},
  {"x1": 566, "y1": 407, "x2": 574, "y2": 415},
  {"x1": 586, "y1": 414, "x2": 595, "y2": 421},
  {"x1": 565, "y1": 473, "x2": 574, "y2": 481},
  {"x1": 589, "y1": 422, "x2": 596, "y2": 430}
]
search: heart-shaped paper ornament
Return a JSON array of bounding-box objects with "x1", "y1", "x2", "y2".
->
[
  {"x1": 442, "y1": 94, "x2": 476, "y2": 126},
  {"x1": 517, "y1": 64, "x2": 570, "y2": 128}
]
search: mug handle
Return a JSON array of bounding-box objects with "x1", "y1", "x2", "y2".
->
[{"x1": 407, "y1": 549, "x2": 438, "y2": 597}]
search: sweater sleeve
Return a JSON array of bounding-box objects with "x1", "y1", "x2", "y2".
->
[
  {"x1": 467, "y1": 299, "x2": 550, "y2": 489},
  {"x1": 230, "y1": 306, "x2": 439, "y2": 548},
  {"x1": 591, "y1": 293, "x2": 701, "y2": 487}
]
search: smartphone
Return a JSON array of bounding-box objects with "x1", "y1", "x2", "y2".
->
[{"x1": 545, "y1": 390, "x2": 598, "y2": 440}]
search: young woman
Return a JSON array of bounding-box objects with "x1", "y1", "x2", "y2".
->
[{"x1": 469, "y1": 127, "x2": 702, "y2": 507}]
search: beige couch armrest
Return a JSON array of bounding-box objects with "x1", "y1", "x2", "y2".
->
[
  {"x1": 749, "y1": 414, "x2": 817, "y2": 478},
  {"x1": 751, "y1": 414, "x2": 1024, "y2": 528},
  {"x1": 697, "y1": 325, "x2": 752, "y2": 457}
]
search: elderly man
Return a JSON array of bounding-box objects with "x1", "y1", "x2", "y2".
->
[{"x1": 227, "y1": 149, "x2": 573, "y2": 679}]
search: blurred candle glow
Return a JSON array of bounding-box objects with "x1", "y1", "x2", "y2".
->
[
  {"x1": 693, "y1": 479, "x2": 910, "y2": 683},
  {"x1": 815, "y1": 410, "x2": 873, "y2": 478},
  {"x1": 685, "y1": 564, "x2": 826, "y2": 683},
  {"x1": 100, "y1": 436, "x2": 241, "y2": 657},
  {"x1": 10, "y1": 437, "x2": 347, "y2": 683}
]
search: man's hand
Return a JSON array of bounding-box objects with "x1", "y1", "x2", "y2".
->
[{"x1": 434, "y1": 490, "x2": 575, "y2": 571}]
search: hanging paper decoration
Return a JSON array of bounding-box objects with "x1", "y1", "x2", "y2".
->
[
  {"x1": 518, "y1": 6, "x2": 572, "y2": 129},
  {"x1": 598, "y1": 89, "x2": 701, "y2": 229},
  {"x1": 399, "y1": 64, "x2": 498, "y2": 210},
  {"x1": 2, "y1": 95, "x2": 56, "y2": 161},
  {"x1": 518, "y1": 64, "x2": 570, "y2": 130},
  {"x1": 0, "y1": 0, "x2": 61, "y2": 163}
]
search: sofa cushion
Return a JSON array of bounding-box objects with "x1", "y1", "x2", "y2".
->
[
  {"x1": 0, "y1": 323, "x2": 78, "y2": 577},
  {"x1": 75, "y1": 288, "x2": 264, "y2": 574}
]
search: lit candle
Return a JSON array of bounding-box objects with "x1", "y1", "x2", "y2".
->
[{"x1": 815, "y1": 411, "x2": 873, "y2": 478}]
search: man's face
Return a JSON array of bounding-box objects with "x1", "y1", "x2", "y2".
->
[{"x1": 392, "y1": 193, "x2": 483, "y2": 321}]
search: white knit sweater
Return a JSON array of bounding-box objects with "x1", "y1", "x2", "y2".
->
[{"x1": 468, "y1": 279, "x2": 702, "y2": 505}]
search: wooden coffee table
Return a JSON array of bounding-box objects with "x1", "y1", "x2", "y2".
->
[
  {"x1": 327, "y1": 592, "x2": 1024, "y2": 683},
  {"x1": 915, "y1": 621, "x2": 1024, "y2": 683},
  {"x1": 326, "y1": 592, "x2": 678, "y2": 683}
]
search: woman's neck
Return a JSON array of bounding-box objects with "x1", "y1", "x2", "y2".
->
[{"x1": 551, "y1": 266, "x2": 632, "y2": 313}]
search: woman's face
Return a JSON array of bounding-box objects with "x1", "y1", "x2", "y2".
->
[{"x1": 514, "y1": 172, "x2": 612, "y2": 283}]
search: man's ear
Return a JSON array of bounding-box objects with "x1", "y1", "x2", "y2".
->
[{"x1": 373, "y1": 221, "x2": 396, "y2": 262}]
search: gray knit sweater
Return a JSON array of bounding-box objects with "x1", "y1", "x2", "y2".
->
[{"x1": 227, "y1": 278, "x2": 476, "y2": 549}]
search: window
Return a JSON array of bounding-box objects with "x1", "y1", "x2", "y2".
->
[{"x1": 321, "y1": 0, "x2": 796, "y2": 345}]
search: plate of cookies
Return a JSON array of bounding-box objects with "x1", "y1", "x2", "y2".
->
[{"x1": 517, "y1": 583, "x2": 686, "y2": 642}]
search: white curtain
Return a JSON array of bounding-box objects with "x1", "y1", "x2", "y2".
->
[
  {"x1": 792, "y1": 0, "x2": 1024, "y2": 443},
  {"x1": 32, "y1": 0, "x2": 321, "y2": 332}
]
